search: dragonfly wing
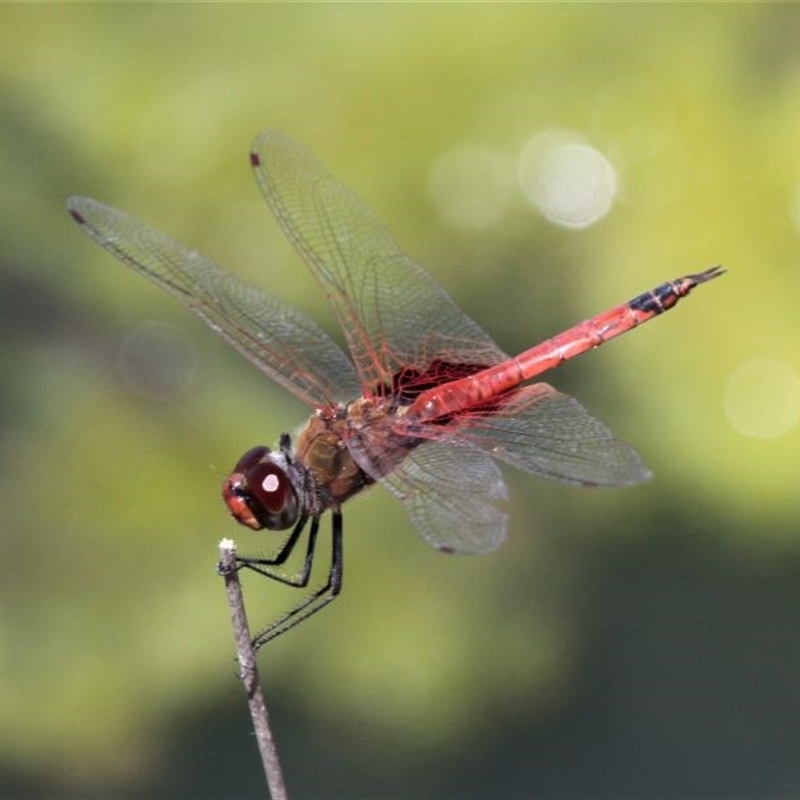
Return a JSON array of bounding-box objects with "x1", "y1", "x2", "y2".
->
[
  {"x1": 67, "y1": 197, "x2": 361, "y2": 407},
  {"x1": 436, "y1": 383, "x2": 652, "y2": 487},
  {"x1": 373, "y1": 439, "x2": 509, "y2": 555},
  {"x1": 250, "y1": 131, "x2": 508, "y2": 391}
]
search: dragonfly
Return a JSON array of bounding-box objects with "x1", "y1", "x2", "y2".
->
[{"x1": 67, "y1": 131, "x2": 724, "y2": 649}]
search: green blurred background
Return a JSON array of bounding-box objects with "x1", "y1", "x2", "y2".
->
[{"x1": 2, "y1": 4, "x2": 800, "y2": 798}]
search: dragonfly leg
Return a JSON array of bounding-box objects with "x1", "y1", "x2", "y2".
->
[
  {"x1": 248, "y1": 509, "x2": 343, "y2": 650},
  {"x1": 232, "y1": 511, "x2": 318, "y2": 589}
]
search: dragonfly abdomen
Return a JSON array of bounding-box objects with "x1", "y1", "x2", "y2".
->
[{"x1": 406, "y1": 266, "x2": 725, "y2": 423}]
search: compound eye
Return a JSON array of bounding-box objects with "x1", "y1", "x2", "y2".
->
[
  {"x1": 222, "y1": 449, "x2": 299, "y2": 531},
  {"x1": 246, "y1": 461, "x2": 298, "y2": 525}
]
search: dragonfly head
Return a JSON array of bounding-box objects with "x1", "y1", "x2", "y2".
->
[{"x1": 222, "y1": 445, "x2": 300, "y2": 531}]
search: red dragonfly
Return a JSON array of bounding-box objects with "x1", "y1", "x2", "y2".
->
[{"x1": 68, "y1": 131, "x2": 723, "y2": 649}]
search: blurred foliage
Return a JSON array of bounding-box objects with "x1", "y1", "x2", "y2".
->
[{"x1": 2, "y1": 4, "x2": 800, "y2": 798}]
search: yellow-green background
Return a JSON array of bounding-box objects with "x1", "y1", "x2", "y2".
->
[{"x1": 2, "y1": 4, "x2": 799, "y2": 798}]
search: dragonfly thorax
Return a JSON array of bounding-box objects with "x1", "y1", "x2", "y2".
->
[{"x1": 294, "y1": 407, "x2": 375, "y2": 503}]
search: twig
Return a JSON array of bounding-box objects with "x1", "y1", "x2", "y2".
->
[{"x1": 219, "y1": 538, "x2": 289, "y2": 800}]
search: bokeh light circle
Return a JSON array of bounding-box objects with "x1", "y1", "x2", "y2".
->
[
  {"x1": 518, "y1": 131, "x2": 617, "y2": 229},
  {"x1": 724, "y1": 359, "x2": 800, "y2": 439}
]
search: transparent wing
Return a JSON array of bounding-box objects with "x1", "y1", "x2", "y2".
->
[
  {"x1": 67, "y1": 197, "x2": 361, "y2": 407},
  {"x1": 353, "y1": 382, "x2": 647, "y2": 553},
  {"x1": 249, "y1": 130, "x2": 507, "y2": 392},
  {"x1": 436, "y1": 383, "x2": 652, "y2": 486},
  {"x1": 369, "y1": 440, "x2": 509, "y2": 555}
]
